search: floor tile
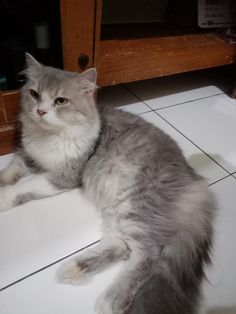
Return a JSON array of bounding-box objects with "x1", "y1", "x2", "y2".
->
[
  {"x1": 126, "y1": 71, "x2": 224, "y2": 110},
  {"x1": 141, "y1": 111, "x2": 228, "y2": 184},
  {"x1": 158, "y1": 94, "x2": 236, "y2": 173},
  {"x1": 0, "y1": 154, "x2": 13, "y2": 171},
  {"x1": 0, "y1": 247, "x2": 123, "y2": 314},
  {"x1": 1, "y1": 177, "x2": 236, "y2": 314},
  {"x1": 202, "y1": 176, "x2": 236, "y2": 313},
  {"x1": 0, "y1": 189, "x2": 101, "y2": 290},
  {"x1": 97, "y1": 85, "x2": 150, "y2": 114}
]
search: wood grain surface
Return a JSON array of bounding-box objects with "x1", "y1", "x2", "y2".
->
[
  {"x1": 97, "y1": 34, "x2": 236, "y2": 86},
  {"x1": 60, "y1": 0, "x2": 96, "y2": 72},
  {"x1": 0, "y1": 91, "x2": 20, "y2": 155}
]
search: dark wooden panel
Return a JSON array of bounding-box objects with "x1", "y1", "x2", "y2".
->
[
  {"x1": 0, "y1": 127, "x2": 16, "y2": 155},
  {"x1": 60, "y1": 0, "x2": 96, "y2": 72},
  {"x1": 0, "y1": 91, "x2": 20, "y2": 155},
  {"x1": 93, "y1": 0, "x2": 103, "y2": 68},
  {"x1": 0, "y1": 97, "x2": 6, "y2": 126},
  {"x1": 1, "y1": 91, "x2": 20, "y2": 123},
  {"x1": 97, "y1": 34, "x2": 236, "y2": 86}
]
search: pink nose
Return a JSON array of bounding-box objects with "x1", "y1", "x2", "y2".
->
[{"x1": 37, "y1": 109, "x2": 47, "y2": 116}]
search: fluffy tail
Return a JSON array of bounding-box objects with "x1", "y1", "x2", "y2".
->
[
  {"x1": 112, "y1": 191, "x2": 214, "y2": 314},
  {"x1": 128, "y1": 249, "x2": 210, "y2": 314}
]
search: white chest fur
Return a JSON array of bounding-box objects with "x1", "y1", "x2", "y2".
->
[
  {"x1": 23, "y1": 132, "x2": 88, "y2": 171},
  {"x1": 22, "y1": 116, "x2": 100, "y2": 171}
]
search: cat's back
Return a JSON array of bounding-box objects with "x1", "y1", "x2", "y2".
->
[
  {"x1": 91, "y1": 106, "x2": 198, "y2": 183},
  {"x1": 99, "y1": 106, "x2": 186, "y2": 164},
  {"x1": 83, "y1": 106, "x2": 200, "y2": 208}
]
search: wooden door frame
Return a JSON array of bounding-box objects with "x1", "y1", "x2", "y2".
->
[{"x1": 60, "y1": 0, "x2": 98, "y2": 72}]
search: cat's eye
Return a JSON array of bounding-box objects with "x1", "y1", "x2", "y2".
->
[
  {"x1": 29, "y1": 89, "x2": 39, "y2": 100},
  {"x1": 55, "y1": 97, "x2": 68, "y2": 106}
]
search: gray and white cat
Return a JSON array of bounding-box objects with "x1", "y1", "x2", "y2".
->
[{"x1": 0, "y1": 54, "x2": 215, "y2": 314}]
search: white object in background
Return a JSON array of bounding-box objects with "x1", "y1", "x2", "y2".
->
[
  {"x1": 198, "y1": 0, "x2": 236, "y2": 28},
  {"x1": 34, "y1": 22, "x2": 50, "y2": 49}
]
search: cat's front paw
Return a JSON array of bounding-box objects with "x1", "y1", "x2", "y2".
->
[
  {"x1": 56, "y1": 260, "x2": 89, "y2": 285},
  {"x1": 0, "y1": 187, "x2": 15, "y2": 212}
]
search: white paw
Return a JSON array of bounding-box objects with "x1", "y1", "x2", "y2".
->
[
  {"x1": 56, "y1": 259, "x2": 89, "y2": 285},
  {"x1": 0, "y1": 187, "x2": 14, "y2": 212}
]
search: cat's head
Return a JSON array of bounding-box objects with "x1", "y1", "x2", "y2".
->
[{"x1": 20, "y1": 53, "x2": 98, "y2": 131}]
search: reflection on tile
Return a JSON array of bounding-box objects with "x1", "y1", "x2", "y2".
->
[
  {"x1": 141, "y1": 111, "x2": 228, "y2": 184},
  {"x1": 0, "y1": 249, "x2": 123, "y2": 314},
  {"x1": 158, "y1": 94, "x2": 236, "y2": 173}
]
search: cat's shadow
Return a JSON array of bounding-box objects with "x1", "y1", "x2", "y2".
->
[{"x1": 187, "y1": 152, "x2": 234, "y2": 181}]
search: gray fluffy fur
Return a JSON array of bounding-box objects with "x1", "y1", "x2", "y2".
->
[{"x1": 0, "y1": 54, "x2": 215, "y2": 314}]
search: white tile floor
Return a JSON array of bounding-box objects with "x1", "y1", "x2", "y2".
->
[{"x1": 1, "y1": 70, "x2": 236, "y2": 314}]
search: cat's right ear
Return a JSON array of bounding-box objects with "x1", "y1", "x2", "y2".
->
[
  {"x1": 24, "y1": 53, "x2": 43, "y2": 79},
  {"x1": 79, "y1": 68, "x2": 98, "y2": 96}
]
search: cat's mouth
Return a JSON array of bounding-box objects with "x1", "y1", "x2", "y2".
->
[{"x1": 33, "y1": 112, "x2": 65, "y2": 131}]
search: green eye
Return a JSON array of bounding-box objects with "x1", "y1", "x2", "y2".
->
[
  {"x1": 29, "y1": 89, "x2": 39, "y2": 100},
  {"x1": 55, "y1": 97, "x2": 68, "y2": 105}
]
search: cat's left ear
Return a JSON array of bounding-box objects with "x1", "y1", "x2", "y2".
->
[
  {"x1": 24, "y1": 53, "x2": 43, "y2": 80},
  {"x1": 79, "y1": 68, "x2": 97, "y2": 96},
  {"x1": 25, "y1": 53, "x2": 42, "y2": 69}
]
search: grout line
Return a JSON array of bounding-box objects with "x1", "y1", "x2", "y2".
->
[
  {"x1": 137, "y1": 109, "x2": 153, "y2": 115},
  {"x1": 231, "y1": 172, "x2": 236, "y2": 179},
  {"x1": 151, "y1": 111, "x2": 232, "y2": 175},
  {"x1": 122, "y1": 86, "x2": 234, "y2": 184},
  {"x1": 118, "y1": 107, "x2": 152, "y2": 116},
  {"x1": 155, "y1": 93, "x2": 224, "y2": 111},
  {"x1": 208, "y1": 174, "x2": 232, "y2": 187},
  {"x1": 124, "y1": 84, "x2": 224, "y2": 111},
  {"x1": 115, "y1": 84, "x2": 153, "y2": 115},
  {"x1": 122, "y1": 85, "x2": 154, "y2": 111},
  {"x1": 0, "y1": 240, "x2": 100, "y2": 292},
  {"x1": 120, "y1": 89, "x2": 231, "y2": 177}
]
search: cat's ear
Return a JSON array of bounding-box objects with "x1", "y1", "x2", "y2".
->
[
  {"x1": 79, "y1": 68, "x2": 98, "y2": 96},
  {"x1": 80, "y1": 68, "x2": 97, "y2": 84},
  {"x1": 25, "y1": 53, "x2": 41, "y2": 68},
  {"x1": 24, "y1": 53, "x2": 43, "y2": 79}
]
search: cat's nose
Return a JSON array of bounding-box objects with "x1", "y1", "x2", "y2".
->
[{"x1": 37, "y1": 109, "x2": 47, "y2": 116}]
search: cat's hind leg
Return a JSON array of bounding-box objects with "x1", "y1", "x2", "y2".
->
[
  {"x1": 57, "y1": 237, "x2": 130, "y2": 285},
  {"x1": 96, "y1": 248, "x2": 155, "y2": 314}
]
